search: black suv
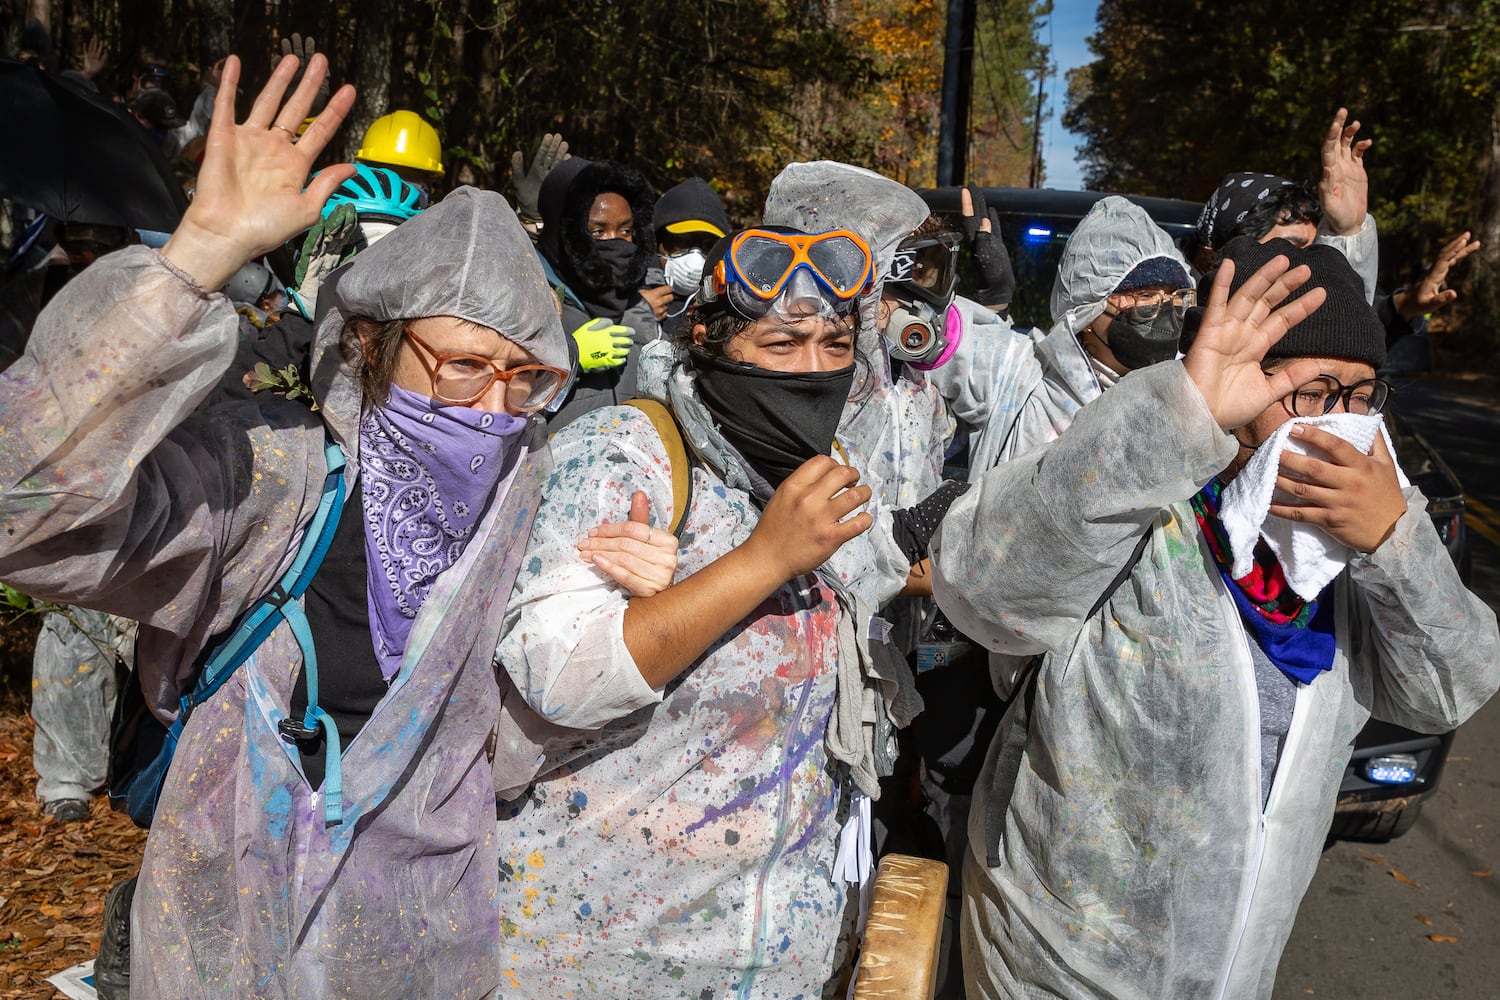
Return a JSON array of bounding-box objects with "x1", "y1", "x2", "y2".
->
[{"x1": 920, "y1": 185, "x2": 1471, "y2": 842}]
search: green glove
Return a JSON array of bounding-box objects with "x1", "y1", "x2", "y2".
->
[
  {"x1": 572, "y1": 317, "x2": 632, "y2": 371},
  {"x1": 286, "y1": 204, "x2": 358, "y2": 318}
]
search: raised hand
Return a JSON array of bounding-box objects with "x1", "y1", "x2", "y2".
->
[
  {"x1": 1395, "y1": 232, "x2": 1482, "y2": 320},
  {"x1": 276, "y1": 34, "x2": 330, "y2": 113},
  {"x1": 511, "y1": 132, "x2": 570, "y2": 220},
  {"x1": 744, "y1": 456, "x2": 873, "y2": 581},
  {"x1": 81, "y1": 36, "x2": 107, "y2": 80},
  {"x1": 1319, "y1": 108, "x2": 1372, "y2": 236},
  {"x1": 1270, "y1": 425, "x2": 1407, "y2": 552},
  {"x1": 163, "y1": 54, "x2": 355, "y2": 292},
  {"x1": 578, "y1": 490, "x2": 680, "y2": 597},
  {"x1": 1183, "y1": 256, "x2": 1327, "y2": 431},
  {"x1": 961, "y1": 185, "x2": 1013, "y2": 309}
]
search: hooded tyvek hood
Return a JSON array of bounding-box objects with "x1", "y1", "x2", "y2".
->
[
  {"x1": 1049, "y1": 195, "x2": 1188, "y2": 336},
  {"x1": 762, "y1": 161, "x2": 930, "y2": 382},
  {"x1": 311, "y1": 185, "x2": 569, "y2": 442}
]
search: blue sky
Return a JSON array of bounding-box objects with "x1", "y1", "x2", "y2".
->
[{"x1": 1040, "y1": 0, "x2": 1098, "y2": 189}]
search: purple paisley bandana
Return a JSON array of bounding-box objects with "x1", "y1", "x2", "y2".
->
[{"x1": 359, "y1": 385, "x2": 527, "y2": 678}]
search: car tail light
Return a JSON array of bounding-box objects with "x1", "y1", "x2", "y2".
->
[{"x1": 1363, "y1": 754, "x2": 1420, "y2": 785}]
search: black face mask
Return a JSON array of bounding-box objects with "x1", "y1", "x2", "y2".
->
[
  {"x1": 1105, "y1": 305, "x2": 1184, "y2": 371},
  {"x1": 690, "y1": 348, "x2": 855, "y2": 491},
  {"x1": 593, "y1": 238, "x2": 637, "y2": 289}
]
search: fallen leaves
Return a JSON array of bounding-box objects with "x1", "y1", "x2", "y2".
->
[
  {"x1": 1427, "y1": 934, "x2": 1460, "y2": 943},
  {"x1": 1415, "y1": 914, "x2": 1432, "y2": 926},
  {"x1": 1472, "y1": 870, "x2": 1492, "y2": 878},
  {"x1": 1390, "y1": 869, "x2": 1421, "y2": 888},
  {"x1": 0, "y1": 695, "x2": 147, "y2": 993}
]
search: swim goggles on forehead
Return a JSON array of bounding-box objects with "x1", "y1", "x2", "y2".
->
[
  {"x1": 887, "y1": 231, "x2": 960, "y2": 308},
  {"x1": 702, "y1": 228, "x2": 875, "y2": 320}
]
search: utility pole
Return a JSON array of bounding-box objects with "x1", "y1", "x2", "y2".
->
[
  {"x1": 936, "y1": 0, "x2": 977, "y2": 186},
  {"x1": 1028, "y1": 51, "x2": 1047, "y2": 188}
]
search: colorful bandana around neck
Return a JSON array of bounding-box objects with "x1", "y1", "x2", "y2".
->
[
  {"x1": 359, "y1": 385, "x2": 528, "y2": 678},
  {"x1": 1192, "y1": 479, "x2": 1336, "y2": 685}
]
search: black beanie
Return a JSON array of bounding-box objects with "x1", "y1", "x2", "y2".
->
[{"x1": 1181, "y1": 236, "x2": 1386, "y2": 370}]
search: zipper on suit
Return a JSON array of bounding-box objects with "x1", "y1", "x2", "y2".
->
[
  {"x1": 737, "y1": 576, "x2": 820, "y2": 999},
  {"x1": 1210, "y1": 561, "x2": 1311, "y2": 999}
]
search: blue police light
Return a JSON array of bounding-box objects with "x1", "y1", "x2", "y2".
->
[
  {"x1": 1024, "y1": 225, "x2": 1053, "y2": 241},
  {"x1": 1362, "y1": 754, "x2": 1420, "y2": 785}
]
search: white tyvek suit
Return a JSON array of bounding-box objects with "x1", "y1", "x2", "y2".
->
[
  {"x1": 932, "y1": 355, "x2": 1500, "y2": 998},
  {"x1": 0, "y1": 188, "x2": 569, "y2": 998},
  {"x1": 929, "y1": 196, "x2": 1192, "y2": 475},
  {"x1": 492, "y1": 340, "x2": 920, "y2": 997}
]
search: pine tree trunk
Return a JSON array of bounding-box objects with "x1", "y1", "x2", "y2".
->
[
  {"x1": 198, "y1": 0, "x2": 231, "y2": 63},
  {"x1": 1473, "y1": 100, "x2": 1500, "y2": 361},
  {"x1": 345, "y1": 0, "x2": 393, "y2": 162}
]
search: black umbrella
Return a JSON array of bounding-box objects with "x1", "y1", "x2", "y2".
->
[{"x1": 0, "y1": 59, "x2": 190, "y2": 232}]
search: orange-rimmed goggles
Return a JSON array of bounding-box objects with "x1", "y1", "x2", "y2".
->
[{"x1": 709, "y1": 228, "x2": 875, "y2": 318}]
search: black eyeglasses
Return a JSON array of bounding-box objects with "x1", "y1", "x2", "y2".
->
[{"x1": 1285, "y1": 375, "x2": 1392, "y2": 417}]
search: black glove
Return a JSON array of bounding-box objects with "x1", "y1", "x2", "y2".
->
[
  {"x1": 891, "y1": 479, "x2": 972, "y2": 564},
  {"x1": 962, "y1": 184, "x2": 1015, "y2": 310},
  {"x1": 277, "y1": 34, "x2": 330, "y2": 116}
]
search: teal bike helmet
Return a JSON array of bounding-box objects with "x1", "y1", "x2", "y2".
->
[{"x1": 319, "y1": 164, "x2": 424, "y2": 224}]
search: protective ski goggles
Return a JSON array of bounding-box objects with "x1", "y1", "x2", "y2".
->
[
  {"x1": 886, "y1": 231, "x2": 960, "y2": 308},
  {"x1": 706, "y1": 228, "x2": 875, "y2": 320}
]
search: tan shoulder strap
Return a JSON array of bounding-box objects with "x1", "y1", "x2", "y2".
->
[{"x1": 623, "y1": 398, "x2": 692, "y2": 537}]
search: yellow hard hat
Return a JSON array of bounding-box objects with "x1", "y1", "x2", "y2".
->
[{"x1": 356, "y1": 110, "x2": 444, "y2": 175}]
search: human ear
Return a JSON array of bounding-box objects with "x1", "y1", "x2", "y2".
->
[{"x1": 691, "y1": 322, "x2": 707, "y2": 346}]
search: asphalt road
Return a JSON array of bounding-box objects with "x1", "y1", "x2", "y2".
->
[{"x1": 1273, "y1": 373, "x2": 1500, "y2": 1000}]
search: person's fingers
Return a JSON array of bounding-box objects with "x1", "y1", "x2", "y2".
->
[
  {"x1": 210, "y1": 55, "x2": 241, "y2": 130},
  {"x1": 1352, "y1": 137, "x2": 1372, "y2": 158},
  {"x1": 280, "y1": 37, "x2": 293, "y2": 59},
  {"x1": 1286, "y1": 425, "x2": 1364, "y2": 465},
  {"x1": 303, "y1": 162, "x2": 357, "y2": 216},
  {"x1": 813, "y1": 461, "x2": 862, "y2": 498},
  {"x1": 1274, "y1": 474, "x2": 1338, "y2": 506},
  {"x1": 1261, "y1": 357, "x2": 1324, "y2": 404},
  {"x1": 827, "y1": 482, "x2": 873, "y2": 522},
  {"x1": 629, "y1": 490, "x2": 651, "y2": 524},
  {"x1": 782, "y1": 454, "x2": 839, "y2": 488},
  {"x1": 1267, "y1": 500, "x2": 1331, "y2": 525},
  {"x1": 511, "y1": 148, "x2": 526, "y2": 182},
  {"x1": 960, "y1": 186, "x2": 973, "y2": 217},
  {"x1": 831, "y1": 510, "x2": 875, "y2": 540},
  {"x1": 1257, "y1": 285, "x2": 1326, "y2": 354},
  {"x1": 1203, "y1": 257, "x2": 1238, "y2": 320},
  {"x1": 1323, "y1": 108, "x2": 1347, "y2": 148},
  {"x1": 276, "y1": 52, "x2": 329, "y2": 130},
  {"x1": 1439, "y1": 289, "x2": 1459, "y2": 305},
  {"x1": 1237, "y1": 260, "x2": 1308, "y2": 330},
  {"x1": 583, "y1": 519, "x2": 654, "y2": 544},
  {"x1": 295, "y1": 82, "x2": 356, "y2": 161},
  {"x1": 246, "y1": 53, "x2": 299, "y2": 129},
  {"x1": 979, "y1": 217, "x2": 992, "y2": 234},
  {"x1": 1224, "y1": 255, "x2": 1293, "y2": 323}
]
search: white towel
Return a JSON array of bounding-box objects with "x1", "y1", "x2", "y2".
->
[{"x1": 1218, "y1": 413, "x2": 1408, "y2": 602}]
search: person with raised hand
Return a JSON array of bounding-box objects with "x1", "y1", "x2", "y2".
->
[
  {"x1": 934, "y1": 238, "x2": 1499, "y2": 1000},
  {"x1": 0, "y1": 53, "x2": 672, "y2": 999}
]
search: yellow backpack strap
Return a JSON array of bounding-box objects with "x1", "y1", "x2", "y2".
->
[{"x1": 623, "y1": 398, "x2": 692, "y2": 537}]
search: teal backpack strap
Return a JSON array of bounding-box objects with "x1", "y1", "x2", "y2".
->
[{"x1": 180, "y1": 438, "x2": 348, "y2": 824}]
